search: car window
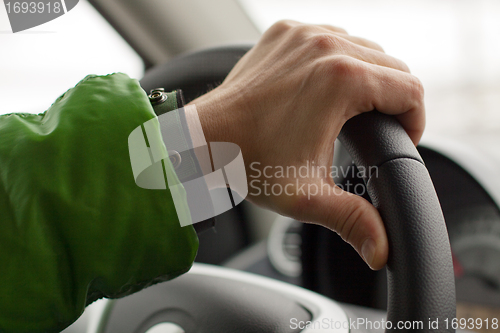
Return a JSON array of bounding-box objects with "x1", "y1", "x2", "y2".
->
[
  {"x1": 0, "y1": 0, "x2": 144, "y2": 115},
  {"x1": 238, "y1": 0, "x2": 500, "y2": 137}
]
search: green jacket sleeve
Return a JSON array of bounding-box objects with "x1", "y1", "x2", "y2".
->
[{"x1": 0, "y1": 73, "x2": 199, "y2": 333}]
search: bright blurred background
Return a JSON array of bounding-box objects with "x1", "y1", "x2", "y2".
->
[{"x1": 0, "y1": 0, "x2": 144, "y2": 115}]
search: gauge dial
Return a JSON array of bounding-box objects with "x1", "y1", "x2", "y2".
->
[{"x1": 448, "y1": 205, "x2": 500, "y2": 332}]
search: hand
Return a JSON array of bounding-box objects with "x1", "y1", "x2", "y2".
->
[{"x1": 189, "y1": 20, "x2": 425, "y2": 270}]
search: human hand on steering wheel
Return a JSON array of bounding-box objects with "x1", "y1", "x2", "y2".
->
[{"x1": 189, "y1": 20, "x2": 425, "y2": 270}]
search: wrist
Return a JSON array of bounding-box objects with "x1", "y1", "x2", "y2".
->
[{"x1": 187, "y1": 87, "x2": 245, "y2": 148}]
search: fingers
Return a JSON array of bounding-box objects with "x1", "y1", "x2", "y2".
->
[
  {"x1": 359, "y1": 62, "x2": 425, "y2": 144},
  {"x1": 321, "y1": 56, "x2": 425, "y2": 144},
  {"x1": 317, "y1": 24, "x2": 348, "y2": 34},
  {"x1": 317, "y1": 24, "x2": 385, "y2": 53},
  {"x1": 336, "y1": 33, "x2": 386, "y2": 53},
  {"x1": 336, "y1": 35, "x2": 409, "y2": 72},
  {"x1": 308, "y1": 33, "x2": 409, "y2": 73},
  {"x1": 267, "y1": 21, "x2": 409, "y2": 74},
  {"x1": 293, "y1": 180, "x2": 389, "y2": 270},
  {"x1": 316, "y1": 27, "x2": 421, "y2": 142}
]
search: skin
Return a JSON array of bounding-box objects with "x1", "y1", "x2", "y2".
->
[{"x1": 188, "y1": 20, "x2": 425, "y2": 270}]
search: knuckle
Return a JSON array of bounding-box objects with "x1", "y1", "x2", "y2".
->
[
  {"x1": 333, "y1": 26, "x2": 348, "y2": 34},
  {"x1": 265, "y1": 20, "x2": 296, "y2": 37},
  {"x1": 336, "y1": 202, "x2": 366, "y2": 244},
  {"x1": 411, "y1": 76, "x2": 425, "y2": 101},
  {"x1": 288, "y1": 191, "x2": 315, "y2": 222},
  {"x1": 364, "y1": 40, "x2": 384, "y2": 53},
  {"x1": 272, "y1": 19, "x2": 295, "y2": 31},
  {"x1": 309, "y1": 34, "x2": 341, "y2": 51},
  {"x1": 395, "y1": 59, "x2": 410, "y2": 73},
  {"x1": 324, "y1": 56, "x2": 366, "y2": 81},
  {"x1": 323, "y1": 24, "x2": 348, "y2": 34},
  {"x1": 290, "y1": 23, "x2": 313, "y2": 39}
]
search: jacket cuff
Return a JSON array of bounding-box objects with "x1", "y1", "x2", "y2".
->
[{"x1": 149, "y1": 89, "x2": 216, "y2": 233}]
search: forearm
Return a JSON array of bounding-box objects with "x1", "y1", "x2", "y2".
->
[{"x1": 0, "y1": 74, "x2": 198, "y2": 333}]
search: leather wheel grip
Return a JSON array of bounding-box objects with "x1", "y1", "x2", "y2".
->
[{"x1": 339, "y1": 113, "x2": 455, "y2": 332}]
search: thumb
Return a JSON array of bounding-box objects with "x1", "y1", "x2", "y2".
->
[{"x1": 295, "y1": 180, "x2": 388, "y2": 270}]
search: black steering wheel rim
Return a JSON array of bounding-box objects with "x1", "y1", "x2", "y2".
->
[
  {"x1": 140, "y1": 45, "x2": 456, "y2": 332},
  {"x1": 339, "y1": 113, "x2": 456, "y2": 332}
]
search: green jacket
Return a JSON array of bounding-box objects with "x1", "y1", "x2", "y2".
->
[{"x1": 0, "y1": 73, "x2": 199, "y2": 333}]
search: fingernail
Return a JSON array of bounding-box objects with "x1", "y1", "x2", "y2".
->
[{"x1": 361, "y1": 238, "x2": 376, "y2": 267}]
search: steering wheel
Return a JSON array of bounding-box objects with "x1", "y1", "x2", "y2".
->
[{"x1": 90, "y1": 46, "x2": 456, "y2": 333}]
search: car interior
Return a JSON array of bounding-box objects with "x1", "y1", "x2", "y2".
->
[{"x1": 2, "y1": 1, "x2": 500, "y2": 333}]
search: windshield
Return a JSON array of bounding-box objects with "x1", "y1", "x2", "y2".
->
[
  {"x1": 0, "y1": 0, "x2": 144, "y2": 115},
  {"x1": 239, "y1": 0, "x2": 500, "y2": 138}
]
